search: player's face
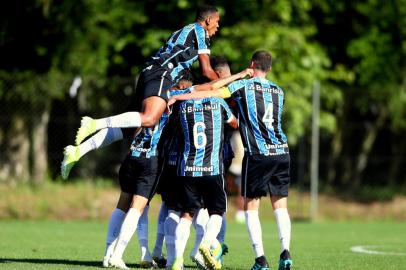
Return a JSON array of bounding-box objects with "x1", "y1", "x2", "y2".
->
[{"x1": 206, "y1": 12, "x2": 220, "y2": 37}]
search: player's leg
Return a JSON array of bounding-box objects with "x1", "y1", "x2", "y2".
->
[
  {"x1": 103, "y1": 191, "x2": 132, "y2": 267},
  {"x1": 109, "y1": 156, "x2": 158, "y2": 269},
  {"x1": 137, "y1": 204, "x2": 157, "y2": 268},
  {"x1": 152, "y1": 201, "x2": 169, "y2": 267},
  {"x1": 244, "y1": 197, "x2": 269, "y2": 270},
  {"x1": 190, "y1": 208, "x2": 209, "y2": 259},
  {"x1": 75, "y1": 97, "x2": 166, "y2": 144},
  {"x1": 165, "y1": 209, "x2": 180, "y2": 269},
  {"x1": 172, "y1": 212, "x2": 194, "y2": 270},
  {"x1": 61, "y1": 127, "x2": 124, "y2": 179},
  {"x1": 271, "y1": 196, "x2": 292, "y2": 270},
  {"x1": 198, "y1": 175, "x2": 228, "y2": 270},
  {"x1": 242, "y1": 155, "x2": 270, "y2": 270},
  {"x1": 269, "y1": 154, "x2": 292, "y2": 270},
  {"x1": 172, "y1": 176, "x2": 201, "y2": 270},
  {"x1": 75, "y1": 63, "x2": 171, "y2": 145}
]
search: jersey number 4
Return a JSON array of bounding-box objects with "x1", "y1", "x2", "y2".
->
[
  {"x1": 262, "y1": 103, "x2": 274, "y2": 126},
  {"x1": 193, "y1": 122, "x2": 207, "y2": 149}
]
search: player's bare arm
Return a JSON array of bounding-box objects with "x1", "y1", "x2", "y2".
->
[
  {"x1": 167, "y1": 68, "x2": 253, "y2": 106},
  {"x1": 199, "y1": 54, "x2": 219, "y2": 80}
]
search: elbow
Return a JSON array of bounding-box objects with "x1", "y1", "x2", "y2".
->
[{"x1": 202, "y1": 69, "x2": 217, "y2": 81}]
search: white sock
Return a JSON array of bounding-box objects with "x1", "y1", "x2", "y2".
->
[
  {"x1": 190, "y1": 208, "x2": 208, "y2": 257},
  {"x1": 95, "y1": 112, "x2": 141, "y2": 130},
  {"x1": 78, "y1": 128, "x2": 123, "y2": 158},
  {"x1": 153, "y1": 203, "x2": 168, "y2": 258},
  {"x1": 274, "y1": 208, "x2": 291, "y2": 251},
  {"x1": 245, "y1": 210, "x2": 264, "y2": 258},
  {"x1": 203, "y1": 214, "x2": 223, "y2": 245},
  {"x1": 174, "y1": 218, "x2": 192, "y2": 259},
  {"x1": 137, "y1": 205, "x2": 152, "y2": 261},
  {"x1": 111, "y1": 208, "x2": 141, "y2": 259},
  {"x1": 165, "y1": 211, "x2": 180, "y2": 266},
  {"x1": 217, "y1": 214, "x2": 227, "y2": 243},
  {"x1": 104, "y1": 208, "x2": 126, "y2": 258}
]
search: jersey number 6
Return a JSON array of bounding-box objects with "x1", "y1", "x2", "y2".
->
[{"x1": 193, "y1": 122, "x2": 207, "y2": 149}]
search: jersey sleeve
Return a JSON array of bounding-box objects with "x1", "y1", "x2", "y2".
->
[
  {"x1": 219, "y1": 99, "x2": 235, "y2": 123},
  {"x1": 228, "y1": 80, "x2": 246, "y2": 96},
  {"x1": 169, "y1": 87, "x2": 192, "y2": 97},
  {"x1": 194, "y1": 24, "x2": 210, "y2": 55}
]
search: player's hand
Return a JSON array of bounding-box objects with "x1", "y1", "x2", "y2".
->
[
  {"x1": 240, "y1": 68, "x2": 254, "y2": 78},
  {"x1": 167, "y1": 97, "x2": 177, "y2": 107}
]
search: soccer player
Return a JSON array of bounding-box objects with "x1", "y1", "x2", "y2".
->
[
  {"x1": 168, "y1": 51, "x2": 293, "y2": 270},
  {"x1": 107, "y1": 69, "x2": 253, "y2": 269},
  {"x1": 170, "y1": 96, "x2": 238, "y2": 270},
  {"x1": 73, "y1": 5, "x2": 221, "y2": 149}
]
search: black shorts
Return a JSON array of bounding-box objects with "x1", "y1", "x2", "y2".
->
[
  {"x1": 118, "y1": 155, "x2": 160, "y2": 200},
  {"x1": 135, "y1": 64, "x2": 173, "y2": 103},
  {"x1": 180, "y1": 175, "x2": 227, "y2": 215},
  {"x1": 157, "y1": 165, "x2": 183, "y2": 211},
  {"x1": 241, "y1": 154, "x2": 290, "y2": 198}
]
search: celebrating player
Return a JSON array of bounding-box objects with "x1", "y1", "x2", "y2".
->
[
  {"x1": 168, "y1": 51, "x2": 293, "y2": 270},
  {"x1": 61, "y1": 4, "x2": 221, "y2": 179},
  {"x1": 171, "y1": 95, "x2": 238, "y2": 270}
]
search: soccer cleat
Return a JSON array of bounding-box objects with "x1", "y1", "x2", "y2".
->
[
  {"x1": 103, "y1": 255, "x2": 111, "y2": 267},
  {"x1": 191, "y1": 253, "x2": 208, "y2": 270},
  {"x1": 61, "y1": 145, "x2": 80, "y2": 179},
  {"x1": 251, "y1": 256, "x2": 269, "y2": 270},
  {"x1": 198, "y1": 242, "x2": 222, "y2": 270},
  {"x1": 140, "y1": 259, "x2": 158, "y2": 269},
  {"x1": 170, "y1": 257, "x2": 183, "y2": 270},
  {"x1": 75, "y1": 116, "x2": 97, "y2": 145},
  {"x1": 109, "y1": 256, "x2": 130, "y2": 270},
  {"x1": 278, "y1": 250, "x2": 292, "y2": 270},
  {"x1": 152, "y1": 256, "x2": 167, "y2": 268}
]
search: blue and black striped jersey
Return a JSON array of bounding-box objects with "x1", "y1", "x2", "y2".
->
[
  {"x1": 227, "y1": 77, "x2": 289, "y2": 156},
  {"x1": 149, "y1": 23, "x2": 210, "y2": 83},
  {"x1": 178, "y1": 98, "x2": 234, "y2": 177},
  {"x1": 130, "y1": 88, "x2": 191, "y2": 158},
  {"x1": 159, "y1": 102, "x2": 183, "y2": 167}
]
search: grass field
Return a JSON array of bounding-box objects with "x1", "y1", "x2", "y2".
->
[{"x1": 1, "y1": 220, "x2": 405, "y2": 270}]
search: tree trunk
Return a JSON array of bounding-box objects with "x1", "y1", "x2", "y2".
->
[
  {"x1": 352, "y1": 107, "x2": 389, "y2": 189},
  {"x1": 0, "y1": 113, "x2": 30, "y2": 184},
  {"x1": 30, "y1": 103, "x2": 51, "y2": 184}
]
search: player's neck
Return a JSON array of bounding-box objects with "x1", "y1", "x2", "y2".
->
[{"x1": 252, "y1": 70, "x2": 267, "y2": 78}]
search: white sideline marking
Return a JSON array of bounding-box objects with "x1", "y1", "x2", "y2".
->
[{"x1": 351, "y1": 245, "x2": 405, "y2": 256}]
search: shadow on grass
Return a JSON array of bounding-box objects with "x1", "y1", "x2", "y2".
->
[
  {"x1": 0, "y1": 258, "x2": 162, "y2": 268},
  {"x1": 0, "y1": 259, "x2": 245, "y2": 270}
]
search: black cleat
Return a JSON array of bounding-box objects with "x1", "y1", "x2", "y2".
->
[
  {"x1": 278, "y1": 250, "x2": 292, "y2": 270},
  {"x1": 250, "y1": 256, "x2": 270, "y2": 270}
]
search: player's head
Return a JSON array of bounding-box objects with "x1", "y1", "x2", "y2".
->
[
  {"x1": 196, "y1": 5, "x2": 220, "y2": 37},
  {"x1": 250, "y1": 50, "x2": 272, "y2": 72},
  {"x1": 177, "y1": 72, "x2": 194, "y2": 89},
  {"x1": 210, "y1": 56, "x2": 231, "y2": 78}
]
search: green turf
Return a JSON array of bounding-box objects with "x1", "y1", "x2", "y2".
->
[{"x1": 0, "y1": 220, "x2": 405, "y2": 269}]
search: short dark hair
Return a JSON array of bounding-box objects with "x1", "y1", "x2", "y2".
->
[
  {"x1": 210, "y1": 55, "x2": 229, "y2": 70},
  {"x1": 196, "y1": 5, "x2": 218, "y2": 22},
  {"x1": 252, "y1": 50, "x2": 272, "y2": 71},
  {"x1": 179, "y1": 71, "x2": 194, "y2": 83}
]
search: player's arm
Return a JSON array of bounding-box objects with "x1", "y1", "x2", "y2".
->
[
  {"x1": 198, "y1": 54, "x2": 219, "y2": 80},
  {"x1": 193, "y1": 68, "x2": 253, "y2": 92},
  {"x1": 167, "y1": 87, "x2": 231, "y2": 107},
  {"x1": 221, "y1": 99, "x2": 238, "y2": 129}
]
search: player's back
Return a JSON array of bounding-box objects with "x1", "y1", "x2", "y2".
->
[
  {"x1": 178, "y1": 97, "x2": 233, "y2": 177},
  {"x1": 150, "y1": 23, "x2": 209, "y2": 76},
  {"x1": 228, "y1": 77, "x2": 288, "y2": 156}
]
